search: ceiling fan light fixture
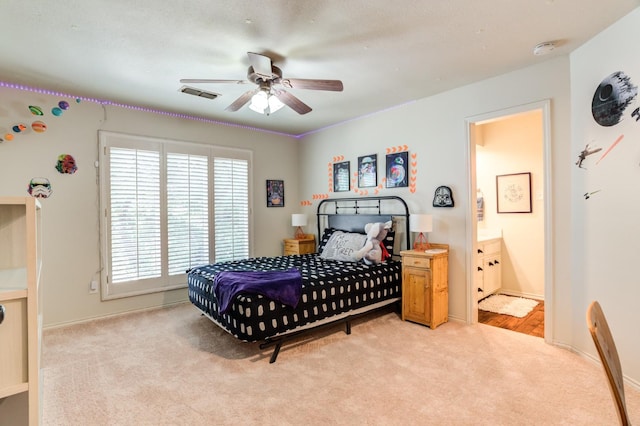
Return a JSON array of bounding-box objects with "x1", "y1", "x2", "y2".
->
[
  {"x1": 182, "y1": 52, "x2": 341, "y2": 115},
  {"x1": 248, "y1": 102, "x2": 265, "y2": 114},
  {"x1": 249, "y1": 89, "x2": 284, "y2": 115},
  {"x1": 268, "y1": 94, "x2": 284, "y2": 113},
  {"x1": 249, "y1": 90, "x2": 268, "y2": 114}
]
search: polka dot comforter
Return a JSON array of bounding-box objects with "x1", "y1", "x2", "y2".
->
[{"x1": 188, "y1": 253, "x2": 402, "y2": 342}]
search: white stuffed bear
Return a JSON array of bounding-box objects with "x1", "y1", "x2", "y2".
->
[{"x1": 354, "y1": 221, "x2": 393, "y2": 265}]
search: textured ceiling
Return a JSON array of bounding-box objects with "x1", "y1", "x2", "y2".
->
[{"x1": 1, "y1": 1, "x2": 638, "y2": 136}]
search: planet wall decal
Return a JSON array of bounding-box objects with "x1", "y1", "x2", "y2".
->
[
  {"x1": 29, "y1": 105, "x2": 44, "y2": 116},
  {"x1": 31, "y1": 121, "x2": 47, "y2": 133}
]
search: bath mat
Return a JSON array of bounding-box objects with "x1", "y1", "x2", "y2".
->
[{"x1": 479, "y1": 294, "x2": 539, "y2": 318}]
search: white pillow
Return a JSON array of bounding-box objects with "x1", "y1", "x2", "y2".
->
[{"x1": 319, "y1": 231, "x2": 367, "y2": 262}]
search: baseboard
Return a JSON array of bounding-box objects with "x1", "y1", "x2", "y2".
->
[
  {"x1": 447, "y1": 314, "x2": 467, "y2": 324},
  {"x1": 553, "y1": 341, "x2": 640, "y2": 392},
  {"x1": 498, "y1": 289, "x2": 544, "y2": 300},
  {"x1": 43, "y1": 300, "x2": 191, "y2": 331}
]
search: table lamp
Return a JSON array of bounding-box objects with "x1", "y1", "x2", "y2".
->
[
  {"x1": 291, "y1": 214, "x2": 308, "y2": 240},
  {"x1": 409, "y1": 214, "x2": 433, "y2": 250}
]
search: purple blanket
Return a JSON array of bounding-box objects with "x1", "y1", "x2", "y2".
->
[{"x1": 213, "y1": 268, "x2": 302, "y2": 314}]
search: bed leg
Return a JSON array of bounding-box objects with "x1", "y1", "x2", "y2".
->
[
  {"x1": 269, "y1": 342, "x2": 282, "y2": 364},
  {"x1": 346, "y1": 319, "x2": 352, "y2": 335}
]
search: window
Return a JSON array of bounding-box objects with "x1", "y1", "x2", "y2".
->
[
  {"x1": 99, "y1": 131, "x2": 252, "y2": 299},
  {"x1": 167, "y1": 152, "x2": 210, "y2": 275},
  {"x1": 109, "y1": 147, "x2": 162, "y2": 283},
  {"x1": 214, "y1": 157, "x2": 249, "y2": 262}
]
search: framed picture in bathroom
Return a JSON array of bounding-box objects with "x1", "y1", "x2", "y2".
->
[{"x1": 496, "y1": 172, "x2": 532, "y2": 213}]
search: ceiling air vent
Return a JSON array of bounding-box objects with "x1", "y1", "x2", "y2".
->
[{"x1": 179, "y1": 85, "x2": 220, "y2": 100}]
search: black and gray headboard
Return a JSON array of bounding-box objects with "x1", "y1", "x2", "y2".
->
[{"x1": 316, "y1": 196, "x2": 411, "y2": 252}]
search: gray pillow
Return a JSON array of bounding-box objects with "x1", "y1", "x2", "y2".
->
[{"x1": 319, "y1": 231, "x2": 367, "y2": 262}]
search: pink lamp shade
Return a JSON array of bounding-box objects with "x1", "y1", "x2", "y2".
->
[{"x1": 409, "y1": 214, "x2": 433, "y2": 250}]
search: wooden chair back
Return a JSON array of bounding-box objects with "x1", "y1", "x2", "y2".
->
[{"x1": 586, "y1": 301, "x2": 630, "y2": 426}]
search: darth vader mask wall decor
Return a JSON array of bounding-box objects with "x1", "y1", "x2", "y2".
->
[{"x1": 433, "y1": 186, "x2": 454, "y2": 207}]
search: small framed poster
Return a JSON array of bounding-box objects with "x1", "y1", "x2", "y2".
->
[
  {"x1": 357, "y1": 154, "x2": 377, "y2": 188},
  {"x1": 266, "y1": 179, "x2": 284, "y2": 207},
  {"x1": 496, "y1": 172, "x2": 531, "y2": 213},
  {"x1": 333, "y1": 161, "x2": 351, "y2": 192},
  {"x1": 385, "y1": 152, "x2": 408, "y2": 188}
]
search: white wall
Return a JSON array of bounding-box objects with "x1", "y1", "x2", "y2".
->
[
  {"x1": 300, "y1": 57, "x2": 572, "y2": 331},
  {"x1": 0, "y1": 87, "x2": 298, "y2": 327},
  {"x1": 476, "y1": 111, "x2": 545, "y2": 299},
  {"x1": 570, "y1": 7, "x2": 640, "y2": 385}
]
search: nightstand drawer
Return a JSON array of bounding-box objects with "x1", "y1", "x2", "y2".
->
[
  {"x1": 403, "y1": 256, "x2": 431, "y2": 269},
  {"x1": 284, "y1": 241, "x2": 299, "y2": 252},
  {"x1": 283, "y1": 237, "x2": 316, "y2": 255}
]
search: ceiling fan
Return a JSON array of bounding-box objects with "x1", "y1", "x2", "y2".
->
[{"x1": 180, "y1": 52, "x2": 343, "y2": 115}]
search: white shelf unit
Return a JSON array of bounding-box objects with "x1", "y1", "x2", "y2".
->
[{"x1": 0, "y1": 197, "x2": 42, "y2": 425}]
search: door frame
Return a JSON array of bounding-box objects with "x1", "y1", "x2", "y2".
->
[{"x1": 464, "y1": 100, "x2": 553, "y2": 343}]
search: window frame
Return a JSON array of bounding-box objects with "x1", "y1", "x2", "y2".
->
[{"x1": 98, "y1": 131, "x2": 253, "y2": 300}]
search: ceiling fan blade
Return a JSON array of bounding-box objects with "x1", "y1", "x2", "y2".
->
[
  {"x1": 180, "y1": 78, "x2": 249, "y2": 85},
  {"x1": 225, "y1": 90, "x2": 257, "y2": 112},
  {"x1": 247, "y1": 52, "x2": 273, "y2": 79},
  {"x1": 274, "y1": 90, "x2": 312, "y2": 115},
  {"x1": 281, "y1": 78, "x2": 343, "y2": 92}
]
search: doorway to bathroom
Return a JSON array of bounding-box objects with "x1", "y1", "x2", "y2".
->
[{"x1": 466, "y1": 101, "x2": 552, "y2": 341}]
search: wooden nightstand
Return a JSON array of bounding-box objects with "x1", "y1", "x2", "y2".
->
[
  {"x1": 400, "y1": 244, "x2": 449, "y2": 329},
  {"x1": 283, "y1": 236, "x2": 316, "y2": 255}
]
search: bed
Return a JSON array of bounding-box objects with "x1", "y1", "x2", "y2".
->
[{"x1": 187, "y1": 196, "x2": 410, "y2": 362}]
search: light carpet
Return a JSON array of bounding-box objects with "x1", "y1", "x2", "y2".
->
[
  {"x1": 40, "y1": 302, "x2": 640, "y2": 425},
  {"x1": 479, "y1": 294, "x2": 539, "y2": 318}
]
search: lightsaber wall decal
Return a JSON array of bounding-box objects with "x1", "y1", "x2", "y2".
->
[{"x1": 596, "y1": 134, "x2": 624, "y2": 165}]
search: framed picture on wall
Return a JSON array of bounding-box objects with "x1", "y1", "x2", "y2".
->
[
  {"x1": 357, "y1": 154, "x2": 377, "y2": 188},
  {"x1": 333, "y1": 161, "x2": 351, "y2": 192},
  {"x1": 266, "y1": 179, "x2": 284, "y2": 207},
  {"x1": 385, "y1": 151, "x2": 408, "y2": 188},
  {"x1": 496, "y1": 172, "x2": 532, "y2": 213}
]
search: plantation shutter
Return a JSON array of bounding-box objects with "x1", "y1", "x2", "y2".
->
[
  {"x1": 100, "y1": 131, "x2": 252, "y2": 299},
  {"x1": 167, "y1": 153, "x2": 209, "y2": 275},
  {"x1": 109, "y1": 147, "x2": 162, "y2": 283},
  {"x1": 214, "y1": 157, "x2": 249, "y2": 262}
]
